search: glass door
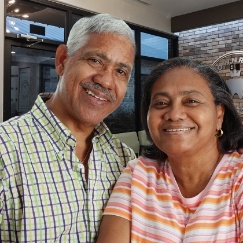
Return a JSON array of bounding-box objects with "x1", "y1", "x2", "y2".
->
[
  {"x1": 4, "y1": 0, "x2": 67, "y2": 121},
  {"x1": 4, "y1": 39, "x2": 58, "y2": 120}
]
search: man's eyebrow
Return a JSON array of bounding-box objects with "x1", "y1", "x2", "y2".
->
[
  {"x1": 84, "y1": 51, "x2": 108, "y2": 61},
  {"x1": 96, "y1": 52, "x2": 109, "y2": 61},
  {"x1": 118, "y1": 62, "x2": 132, "y2": 72}
]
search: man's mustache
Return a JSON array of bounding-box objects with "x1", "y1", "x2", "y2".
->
[{"x1": 80, "y1": 82, "x2": 116, "y2": 102}]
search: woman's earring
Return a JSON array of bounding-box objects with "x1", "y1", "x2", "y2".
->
[{"x1": 215, "y1": 128, "x2": 223, "y2": 137}]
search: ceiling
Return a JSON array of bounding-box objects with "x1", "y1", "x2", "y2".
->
[
  {"x1": 6, "y1": 0, "x2": 241, "y2": 29},
  {"x1": 125, "y1": 0, "x2": 240, "y2": 18}
]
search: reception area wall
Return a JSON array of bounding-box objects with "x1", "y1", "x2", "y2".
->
[
  {"x1": 174, "y1": 19, "x2": 243, "y2": 120},
  {"x1": 174, "y1": 20, "x2": 243, "y2": 64}
]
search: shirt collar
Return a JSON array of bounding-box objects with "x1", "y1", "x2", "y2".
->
[
  {"x1": 30, "y1": 95, "x2": 75, "y2": 151},
  {"x1": 30, "y1": 95, "x2": 113, "y2": 150}
]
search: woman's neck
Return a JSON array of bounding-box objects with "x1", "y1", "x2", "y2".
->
[{"x1": 169, "y1": 151, "x2": 223, "y2": 198}]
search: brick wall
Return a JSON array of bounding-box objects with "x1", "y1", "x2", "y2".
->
[
  {"x1": 174, "y1": 20, "x2": 243, "y2": 63},
  {"x1": 174, "y1": 19, "x2": 243, "y2": 120}
]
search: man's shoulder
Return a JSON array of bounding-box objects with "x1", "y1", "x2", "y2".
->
[
  {"x1": 0, "y1": 112, "x2": 38, "y2": 149},
  {"x1": 0, "y1": 112, "x2": 33, "y2": 132},
  {"x1": 94, "y1": 126, "x2": 136, "y2": 164},
  {"x1": 111, "y1": 138, "x2": 137, "y2": 168}
]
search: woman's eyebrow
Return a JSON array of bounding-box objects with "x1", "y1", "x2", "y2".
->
[
  {"x1": 151, "y1": 90, "x2": 205, "y2": 98},
  {"x1": 182, "y1": 90, "x2": 205, "y2": 97}
]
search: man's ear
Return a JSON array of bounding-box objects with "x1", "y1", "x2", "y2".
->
[{"x1": 55, "y1": 44, "x2": 68, "y2": 76}]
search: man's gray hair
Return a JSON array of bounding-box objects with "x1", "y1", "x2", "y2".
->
[{"x1": 66, "y1": 13, "x2": 135, "y2": 56}]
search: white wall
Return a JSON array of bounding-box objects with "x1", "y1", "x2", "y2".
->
[
  {"x1": 0, "y1": 0, "x2": 4, "y2": 122},
  {"x1": 49, "y1": 0, "x2": 171, "y2": 33}
]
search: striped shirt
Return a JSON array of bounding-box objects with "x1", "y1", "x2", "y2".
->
[
  {"x1": 104, "y1": 153, "x2": 243, "y2": 242},
  {"x1": 0, "y1": 95, "x2": 136, "y2": 242}
]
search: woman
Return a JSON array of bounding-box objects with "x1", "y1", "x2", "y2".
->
[{"x1": 97, "y1": 57, "x2": 243, "y2": 242}]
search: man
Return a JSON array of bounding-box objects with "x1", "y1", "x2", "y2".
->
[{"x1": 0, "y1": 13, "x2": 136, "y2": 242}]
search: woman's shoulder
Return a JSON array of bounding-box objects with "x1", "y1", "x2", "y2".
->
[
  {"x1": 127, "y1": 156, "x2": 165, "y2": 174},
  {"x1": 223, "y1": 151, "x2": 243, "y2": 163},
  {"x1": 221, "y1": 151, "x2": 243, "y2": 172}
]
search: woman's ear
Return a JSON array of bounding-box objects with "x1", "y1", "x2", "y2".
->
[
  {"x1": 55, "y1": 44, "x2": 68, "y2": 76},
  {"x1": 216, "y1": 104, "x2": 225, "y2": 129}
]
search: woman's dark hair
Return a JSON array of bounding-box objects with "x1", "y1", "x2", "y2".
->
[{"x1": 141, "y1": 57, "x2": 243, "y2": 160}]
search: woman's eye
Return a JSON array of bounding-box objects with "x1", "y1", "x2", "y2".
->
[
  {"x1": 185, "y1": 99, "x2": 201, "y2": 105},
  {"x1": 153, "y1": 101, "x2": 168, "y2": 108}
]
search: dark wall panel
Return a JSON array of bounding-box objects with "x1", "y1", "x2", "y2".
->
[{"x1": 172, "y1": 1, "x2": 243, "y2": 32}]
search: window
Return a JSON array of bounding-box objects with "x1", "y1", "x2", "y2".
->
[
  {"x1": 10, "y1": 46, "x2": 57, "y2": 117},
  {"x1": 141, "y1": 32, "x2": 168, "y2": 59},
  {"x1": 6, "y1": 1, "x2": 65, "y2": 42},
  {"x1": 4, "y1": 0, "x2": 178, "y2": 133}
]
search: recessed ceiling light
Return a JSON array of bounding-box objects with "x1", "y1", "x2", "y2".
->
[
  {"x1": 122, "y1": 0, "x2": 151, "y2": 6},
  {"x1": 22, "y1": 14, "x2": 29, "y2": 18},
  {"x1": 135, "y1": 0, "x2": 151, "y2": 6}
]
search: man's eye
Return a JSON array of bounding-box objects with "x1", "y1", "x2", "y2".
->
[
  {"x1": 88, "y1": 58, "x2": 102, "y2": 66},
  {"x1": 116, "y1": 69, "x2": 126, "y2": 76}
]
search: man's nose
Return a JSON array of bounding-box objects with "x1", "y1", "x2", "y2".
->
[{"x1": 93, "y1": 66, "x2": 115, "y2": 90}]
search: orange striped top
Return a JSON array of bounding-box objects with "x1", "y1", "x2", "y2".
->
[{"x1": 104, "y1": 152, "x2": 243, "y2": 242}]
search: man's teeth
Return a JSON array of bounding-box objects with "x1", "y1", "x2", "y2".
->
[
  {"x1": 166, "y1": 128, "x2": 192, "y2": 132},
  {"x1": 86, "y1": 89, "x2": 107, "y2": 101}
]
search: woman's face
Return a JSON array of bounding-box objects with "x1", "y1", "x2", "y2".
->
[{"x1": 147, "y1": 66, "x2": 224, "y2": 157}]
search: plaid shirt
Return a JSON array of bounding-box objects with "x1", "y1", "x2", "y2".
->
[{"x1": 0, "y1": 95, "x2": 136, "y2": 242}]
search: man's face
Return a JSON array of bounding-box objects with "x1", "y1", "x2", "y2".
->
[{"x1": 54, "y1": 33, "x2": 135, "y2": 128}]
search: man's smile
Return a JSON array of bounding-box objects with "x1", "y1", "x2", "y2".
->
[{"x1": 85, "y1": 89, "x2": 108, "y2": 101}]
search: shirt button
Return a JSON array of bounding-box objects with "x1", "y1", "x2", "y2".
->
[{"x1": 78, "y1": 164, "x2": 83, "y2": 169}]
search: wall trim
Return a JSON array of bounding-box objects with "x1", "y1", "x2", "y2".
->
[{"x1": 0, "y1": 0, "x2": 4, "y2": 122}]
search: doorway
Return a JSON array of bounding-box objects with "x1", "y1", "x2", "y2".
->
[{"x1": 4, "y1": 39, "x2": 58, "y2": 120}]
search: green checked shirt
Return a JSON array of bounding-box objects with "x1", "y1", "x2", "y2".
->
[{"x1": 0, "y1": 95, "x2": 136, "y2": 242}]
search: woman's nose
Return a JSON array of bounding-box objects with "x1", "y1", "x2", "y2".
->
[{"x1": 163, "y1": 104, "x2": 187, "y2": 121}]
